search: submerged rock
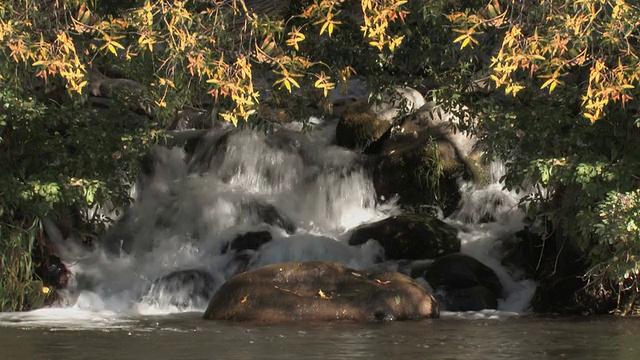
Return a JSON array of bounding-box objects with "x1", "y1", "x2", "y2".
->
[
  {"x1": 434, "y1": 286, "x2": 498, "y2": 312},
  {"x1": 348, "y1": 214, "x2": 460, "y2": 260},
  {"x1": 141, "y1": 269, "x2": 217, "y2": 310},
  {"x1": 203, "y1": 261, "x2": 439, "y2": 322}
]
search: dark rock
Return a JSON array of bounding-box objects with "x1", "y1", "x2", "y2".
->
[
  {"x1": 187, "y1": 130, "x2": 234, "y2": 174},
  {"x1": 169, "y1": 109, "x2": 211, "y2": 130},
  {"x1": 421, "y1": 253, "x2": 503, "y2": 299},
  {"x1": 141, "y1": 269, "x2": 217, "y2": 310},
  {"x1": 240, "y1": 201, "x2": 296, "y2": 234},
  {"x1": 532, "y1": 275, "x2": 616, "y2": 315},
  {"x1": 502, "y1": 227, "x2": 608, "y2": 314},
  {"x1": 87, "y1": 68, "x2": 152, "y2": 116},
  {"x1": 225, "y1": 231, "x2": 273, "y2": 253},
  {"x1": 348, "y1": 214, "x2": 459, "y2": 260},
  {"x1": 502, "y1": 227, "x2": 584, "y2": 279},
  {"x1": 435, "y1": 286, "x2": 498, "y2": 311},
  {"x1": 203, "y1": 261, "x2": 439, "y2": 322}
]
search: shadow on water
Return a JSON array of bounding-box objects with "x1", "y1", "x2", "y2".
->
[{"x1": 2, "y1": 314, "x2": 640, "y2": 359}]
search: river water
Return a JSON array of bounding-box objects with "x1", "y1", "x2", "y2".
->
[{"x1": 1, "y1": 311, "x2": 638, "y2": 359}]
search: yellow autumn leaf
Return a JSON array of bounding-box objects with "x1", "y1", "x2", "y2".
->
[
  {"x1": 107, "y1": 43, "x2": 117, "y2": 55},
  {"x1": 461, "y1": 37, "x2": 470, "y2": 49},
  {"x1": 453, "y1": 33, "x2": 468, "y2": 44},
  {"x1": 318, "y1": 289, "x2": 330, "y2": 299},
  {"x1": 319, "y1": 21, "x2": 329, "y2": 35}
]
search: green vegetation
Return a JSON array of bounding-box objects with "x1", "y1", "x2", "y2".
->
[
  {"x1": 1, "y1": 0, "x2": 639, "y2": 313},
  {"x1": 449, "y1": 0, "x2": 640, "y2": 313}
]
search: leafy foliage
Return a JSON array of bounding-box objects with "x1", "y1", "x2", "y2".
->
[
  {"x1": 0, "y1": 219, "x2": 46, "y2": 312},
  {"x1": 448, "y1": 0, "x2": 640, "y2": 311},
  {"x1": 449, "y1": 0, "x2": 640, "y2": 122}
]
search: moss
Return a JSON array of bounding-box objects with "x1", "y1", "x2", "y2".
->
[
  {"x1": 336, "y1": 100, "x2": 392, "y2": 152},
  {"x1": 374, "y1": 139, "x2": 462, "y2": 215},
  {"x1": 463, "y1": 157, "x2": 491, "y2": 186},
  {"x1": 349, "y1": 213, "x2": 460, "y2": 260}
]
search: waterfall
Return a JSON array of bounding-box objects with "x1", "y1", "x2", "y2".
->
[{"x1": 35, "y1": 119, "x2": 536, "y2": 317}]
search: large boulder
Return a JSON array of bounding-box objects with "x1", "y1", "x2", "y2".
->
[
  {"x1": 203, "y1": 261, "x2": 439, "y2": 322},
  {"x1": 348, "y1": 214, "x2": 460, "y2": 260},
  {"x1": 372, "y1": 102, "x2": 488, "y2": 215}
]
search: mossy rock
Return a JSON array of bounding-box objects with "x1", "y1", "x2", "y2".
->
[
  {"x1": 373, "y1": 139, "x2": 462, "y2": 215},
  {"x1": 348, "y1": 214, "x2": 460, "y2": 260},
  {"x1": 372, "y1": 106, "x2": 490, "y2": 215},
  {"x1": 335, "y1": 99, "x2": 393, "y2": 152}
]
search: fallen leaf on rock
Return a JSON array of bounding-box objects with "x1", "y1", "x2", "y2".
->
[
  {"x1": 318, "y1": 289, "x2": 331, "y2": 299},
  {"x1": 375, "y1": 279, "x2": 391, "y2": 285}
]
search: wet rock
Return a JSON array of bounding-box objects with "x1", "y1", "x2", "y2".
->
[
  {"x1": 417, "y1": 253, "x2": 503, "y2": 311},
  {"x1": 421, "y1": 253, "x2": 503, "y2": 298},
  {"x1": 435, "y1": 286, "x2": 498, "y2": 311},
  {"x1": 532, "y1": 275, "x2": 617, "y2": 315},
  {"x1": 221, "y1": 231, "x2": 275, "y2": 277},
  {"x1": 186, "y1": 130, "x2": 234, "y2": 174},
  {"x1": 502, "y1": 227, "x2": 584, "y2": 280},
  {"x1": 203, "y1": 261, "x2": 439, "y2": 322},
  {"x1": 240, "y1": 201, "x2": 296, "y2": 234},
  {"x1": 372, "y1": 102, "x2": 487, "y2": 215},
  {"x1": 348, "y1": 214, "x2": 459, "y2": 260},
  {"x1": 141, "y1": 269, "x2": 217, "y2": 310},
  {"x1": 225, "y1": 231, "x2": 273, "y2": 253},
  {"x1": 502, "y1": 227, "x2": 602, "y2": 314},
  {"x1": 335, "y1": 87, "x2": 425, "y2": 153},
  {"x1": 335, "y1": 99, "x2": 394, "y2": 152},
  {"x1": 87, "y1": 68, "x2": 152, "y2": 116}
]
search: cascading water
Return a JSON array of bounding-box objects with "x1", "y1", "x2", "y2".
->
[{"x1": 3, "y1": 118, "x2": 537, "y2": 325}]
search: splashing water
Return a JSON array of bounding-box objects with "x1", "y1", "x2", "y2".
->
[{"x1": 1, "y1": 120, "x2": 536, "y2": 326}]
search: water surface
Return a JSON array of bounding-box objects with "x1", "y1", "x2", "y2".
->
[{"x1": 2, "y1": 312, "x2": 638, "y2": 359}]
